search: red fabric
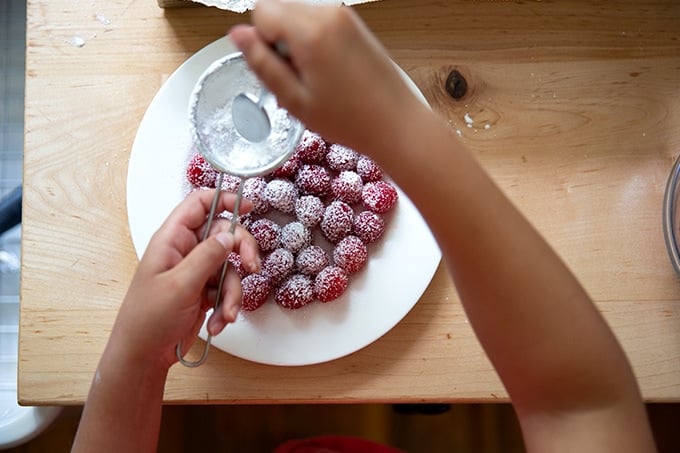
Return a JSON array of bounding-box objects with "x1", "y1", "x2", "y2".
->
[{"x1": 273, "y1": 435, "x2": 405, "y2": 453}]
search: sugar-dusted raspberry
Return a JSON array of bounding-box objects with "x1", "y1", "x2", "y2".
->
[
  {"x1": 237, "y1": 212, "x2": 254, "y2": 231},
  {"x1": 314, "y1": 266, "x2": 349, "y2": 302},
  {"x1": 242, "y1": 177, "x2": 270, "y2": 215},
  {"x1": 295, "y1": 130, "x2": 328, "y2": 164},
  {"x1": 264, "y1": 178, "x2": 298, "y2": 214},
  {"x1": 241, "y1": 273, "x2": 272, "y2": 311},
  {"x1": 270, "y1": 153, "x2": 301, "y2": 180},
  {"x1": 280, "y1": 221, "x2": 311, "y2": 254},
  {"x1": 321, "y1": 200, "x2": 354, "y2": 244},
  {"x1": 353, "y1": 211, "x2": 385, "y2": 244},
  {"x1": 275, "y1": 274, "x2": 314, "y2": 309},
  {"x1": 295, "y1": 164, "x2": 331, "y2": 197},
  {"x1": 249, "y1": 218, "x2": 280, "y2": 253},
  {"x1": 296, "y1": 245, "x2": 329, "y2": 276},
  {"x1": 331, "y1": 171, "x2": 363, "y2": 205},
  {"x1": 262, "y1": 248, "x2": 295, "y2": 286},
  {"x1": 326, "y1": 144, "x2": 358, "y2": 172},
  {"x1": 362, "y1": 180, "x2": 398, "y2": 214},
  {"x1": 333, "y1": 235, "x2": 368, "y2": 274},
  {"x1": 220, "y1": 174, "x2": 242, "y2": 193},
  {"x1": 295, "y1": 195, "x2": 324, "y2": 228},
  {"x1": 217, "y1": 210, "x2": 253, "y2": 231},
  {"x1": 186, "y1": 153, "x2": 218, "y2": 188},
  {"x1": 356, "y1": 155, "x2": 383, "y2": 183},
  {"x1": 227, "y1": 252, "x2": 248, "y2": 278}
]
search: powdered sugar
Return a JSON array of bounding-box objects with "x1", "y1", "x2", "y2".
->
[{"x1": 198, "y1": 103, "x2": 294, "y2": 174}]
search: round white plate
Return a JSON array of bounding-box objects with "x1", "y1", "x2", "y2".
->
[{"x1": 127, "y1": 36, "x2": 441, "y2": 366}]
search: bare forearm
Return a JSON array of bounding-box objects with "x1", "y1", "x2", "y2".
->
[
  {"x1": 72, "y1": 332, "x2": 167, "y2": 453},
  {"x1": 372, "y1": 104, "x2": 642, "y2": 411}
]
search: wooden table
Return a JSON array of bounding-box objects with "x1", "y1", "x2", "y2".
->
[{"x1": 19, "y1": 0, "x2": 680, "y2": 405}]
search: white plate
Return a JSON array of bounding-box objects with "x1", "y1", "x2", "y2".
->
[{"x1": 127, "y1": 36, "x2": 441, "y2": 366}]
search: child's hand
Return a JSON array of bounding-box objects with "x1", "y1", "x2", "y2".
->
[
  {"x1": 112, "y1": 189, "x2": 259, "y2": 370},
  {"x1": 229, "y1": 0, "x2": 427, "y2": 156}
]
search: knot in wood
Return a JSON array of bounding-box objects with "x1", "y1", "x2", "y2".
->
[{"x1": 445, "y1": 69, "x2": 467, "y2": 100}]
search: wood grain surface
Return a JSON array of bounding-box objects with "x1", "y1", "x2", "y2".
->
[{"x1": 19, "y1": 0, "x2": 680, "y2": 405}]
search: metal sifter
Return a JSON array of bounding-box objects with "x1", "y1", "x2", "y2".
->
[{"x1": 177, "y1": 50, "x2": 304, "y2": 367}]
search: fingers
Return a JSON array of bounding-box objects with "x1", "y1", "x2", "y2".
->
[
  {"x1": 207, "y1": 264, "x2": 243, "y2": 336},
  {"x1": 233, "y1": 227, "x2": 261, "y2": 274},
  {"x1": 205, "y1": 216, "x2": 261, "y2": 274},
  {"x1": 165, "y1": 189, "x2": 253, "y2": 233},
  {"x1": 229, "y1": 26, "x2": 308, "y2": 116},
  {"x1": 169, "y1": 232, "x2": 235, "y2": 298}
]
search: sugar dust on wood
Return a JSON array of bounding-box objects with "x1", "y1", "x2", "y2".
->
[{"x1": 68, "y1": 36, "x2": 86, "y2": 47}]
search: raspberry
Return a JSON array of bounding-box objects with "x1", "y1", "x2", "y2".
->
[
  {"x1": 280, "y1": 221, "x2": 311, "y2": 254},
  {"x1": 296, "y1": 245, "x2": 329, "y2": 276},
  {"x1": 353, "y1": 211, "x2": 385, "y2": 244},
  {"x1": 242, "y1": 177, "x2": 270, "y2": 215},
  {"x1": 249, "y1": 218, "x2": 280, "y2": 253},
  {"x1": 186, "y1": 153, "x2": 218, "y2": 188},
  {"x1": 262, "y1": 248, "x2": 295, "y2": 286},
  {"x1": 333, "y1": 235, "x2": 368, "y2": 274},
  {"x1": 326, "y1": 144, "x2": 358, "y2": 172},
  {"x1": 217, "y1": 210, "x2": 252, "y2": 231},
  {"x1": 264, "y1": 178, "x2": 298, "y2": 214},
  {"x1": 241, "y1": 273, "x2": 272, "y2": 311},
  {"x1": 321, "y1": 200, "x2": 354, "y2": 244},
  {"x1": 227, "y1": 252, "x2": 248, "y2": 278},
  {"x1": 237, "y1": 212, "x2": 254, "y2": 231},
  {"x1": 361, "y1": 180, "x2": 398, "y2": 214},
  {"x1": 185, "y1": 128, "x2": 399, "y2": 312},
  {"x1": 275, "y1": 274, "x2": 314, "y2": 309},
  {"x1": 295, "y1": 164, "x2": 331, "y2": 197},
  {"x1": 295, "y1": 195, "x2": 324, "y2": 228},
  {"x1": 314, "y1": 266, "x2": 349, "y2": 302},
  {"x1": 331, "y1": 171, "x2": 363, "y2": 205},
  {"x1": 270, "y1": 153, "x2": 301, "y2": 180},
  {"x1": 295, "y1": 130, "x2": 328, "y2": 164},
  {"x1": 356, "y1": 155, "x2": 383, "y2": 183},
  {"x1": 220, "y1": 174, "x2": 242, "y2": 193}
]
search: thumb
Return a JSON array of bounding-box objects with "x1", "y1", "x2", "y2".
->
[{"x1": 171, "y1": 232, "x2": 234, "y2": 293}]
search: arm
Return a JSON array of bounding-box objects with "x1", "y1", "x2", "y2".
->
[
  {"x1": 230, "y1": 2, "x2": 656, "y2": 451},
  {"x1": 72, "y1": 190, "x2": 259, "y2": 452}
]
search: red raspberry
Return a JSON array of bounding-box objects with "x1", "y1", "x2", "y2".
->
[
  {"x1": 249, "y1": 218, "x2": 280, "y2": 253},
  {"x1": 270, "y1": 153, "x2": 301, "y2": 180},
  {"x1": 295, "y1": 195, "x2": 324, "y2": 228},
  {"x1": 314, "y1": 266, "x2": 349, "y2": 302},
  {"x1": 296, "y1": 245, "x2": 329, "y2": 276},
  {"x1": 280, "y1": 221, "x2": 311, "y2": 254},
  {"x1": 353, "y1": 211, "x2": 385, "y2": 244},
  {"x1": 220, "y1": 174, "x2": 242, "y2": 193},
  {"x1": 275, "y1": 274, "x2": 314, "y2": 309},
  {"x1": 295, "y1": 164, "x2": 331, "y2": 197},
  {"x1": 242, "y1": 177, "x2": 270, "y2": 215},
  {"x1": 331, "y1": 171, "x2": 363, "y2": 205},
  {"x1": 241, "y1": 273, "x2": 272, "y2": 311},
  {"x1": 295, "y1": 131, "x2": 328, "y2": 164},
  {"x1": 264, "y1": 178, "x2": 298, "y2": 214},
  {"x1": 227, "y1": 252, "x2": 248, "y2": 278},
  {"x1": 333, "y1": 235, "x2": 368, "y2": 274},
  {"x1": 217, "y1": 210, "x2": 252, "y2": 231},
  {"x1": 362, "y1": 180, "x2": 398, "y2": 214},
  {"x1": 236, "y1": 212, "x2": 254, "y2": 231},
  {"x1": 262, "y1": 248, "x2": 295, "y2": 286},
  {"x1": 186, "y1": 153, "x2": 218, "y2": 188},
  {"x1": 356, "y1": 155, "x2": 383, "y2": 183},
  {"x1": 321, "y1": 200, "x2": 354, "y2": 244},
  {"x1": 326, "y1": 144, "x2": 358, "y2": 172}
]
